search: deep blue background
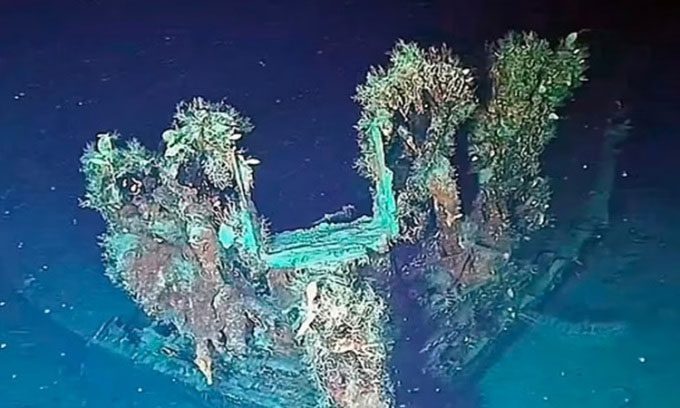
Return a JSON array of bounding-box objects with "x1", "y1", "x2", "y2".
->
[
  {"x1": 1, "y1": 0, "x2": 677, "y2": 231},
  {"x1": 1, "y1": 1, "x2": 679, "y2": 407}
]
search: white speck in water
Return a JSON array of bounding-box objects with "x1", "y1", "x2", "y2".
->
[
  {"x1": 0, "y1": 301, "x2": 5, "y2": 307},
  {"x1": 137, "y1": 387, "x2": 144, "y2": 393},
  {"x1": 43, "y1": 308, "x2": 51, "y2": 314},
  {"x1": 1, "y1": 343, "x2": 7, "y2": 349},
  {"x1": 638, "y1": 356, "x2": 646, "y2": 363}
]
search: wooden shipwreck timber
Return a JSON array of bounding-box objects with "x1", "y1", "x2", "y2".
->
[{"x1": 80, "y1": 31, "x2": 628, "y2": 407}]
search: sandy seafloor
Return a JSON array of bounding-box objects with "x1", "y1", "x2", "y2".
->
[
  {"x1": 1, "y1": 156, "x2": 679, "y2": 408},
  {"x1": 481, "y1": 185, "x2": 680, "y2": 407}
]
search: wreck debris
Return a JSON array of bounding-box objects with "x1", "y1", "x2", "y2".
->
[
  {"x1": 295, "y1": 281, "x2": 319, "y2": 339},
  {"x1": 79, "y1": 31, "x2": 622, "y2": 407}
]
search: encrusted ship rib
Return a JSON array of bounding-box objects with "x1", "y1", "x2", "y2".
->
[{"x1": 79, "y1": 31, "x2": 626, "y2": 407}]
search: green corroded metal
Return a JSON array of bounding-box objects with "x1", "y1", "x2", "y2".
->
[
  {"x1": 248, "y1": 117, "x2": 399, "y2": 271},
  {"x1": 368, "y1": 118, "x2": 400, "y2": 240},
  {"x1": 265, "y1": 215, "x2": 390, "y2": 270}
]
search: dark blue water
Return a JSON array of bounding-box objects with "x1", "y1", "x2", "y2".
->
[{"x1": 1, "y1": 1, "x2": 679, "y2": 407}]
